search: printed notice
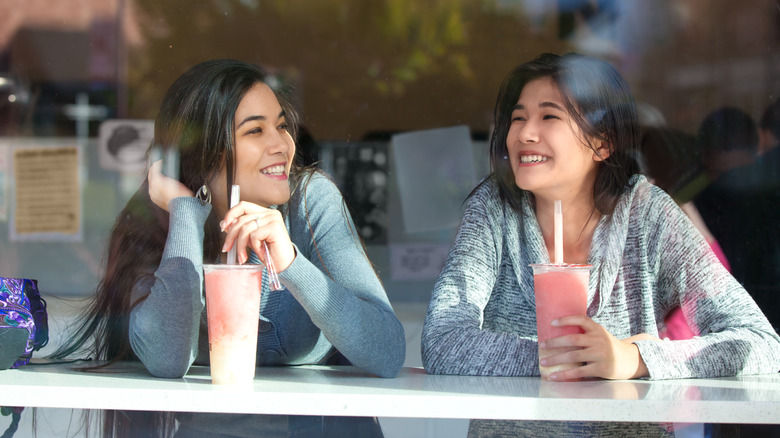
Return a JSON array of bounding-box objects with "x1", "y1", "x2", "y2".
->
[
  {"x1": 390, "y1": 243, "x2": 451, "y2": 281},
  {"x1": 0, "y1": 147, "x2": 7, "y2": 221},
  {"x1": 13, "y1": 146, "x2": 81, "y2": 238}
]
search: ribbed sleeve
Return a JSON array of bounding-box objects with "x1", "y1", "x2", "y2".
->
[
  {"x1": 280, "y1": 173, "x2": 405, "y2": 377},
  {"x1": 128, "y1": 196, "x2": 211, "y2": 378}
]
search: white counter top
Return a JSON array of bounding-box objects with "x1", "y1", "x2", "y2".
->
[{"x1": 2, "y1": 361, "x2": 780, "y2": 424}]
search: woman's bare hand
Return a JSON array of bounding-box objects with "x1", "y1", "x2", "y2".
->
[
  {"x1": 220, "y1": 201, "x2": 296, "y2": 271},
  {"x1": 148, "y1": 160, "x2": 193, "y2": 212},
  {"x1": 539, "y1": 315, "x2": 655, "y2": 381}
]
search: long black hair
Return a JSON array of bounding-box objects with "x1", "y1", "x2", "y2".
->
[{"x1": 488, "y1": 52, "x2": 640, "y2": 214}]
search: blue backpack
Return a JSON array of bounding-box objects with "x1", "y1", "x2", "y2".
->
[{"x1": 0, "y1": 277, "x2": 48, "y2": 370}]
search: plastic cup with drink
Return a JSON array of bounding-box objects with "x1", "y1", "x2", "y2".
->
[
  {"x1": 203, "y1": 263, "x2": 262, "y2": 385},
  {"x1": 530, "y1": 200, "x2": 591, "y2": 381},
  {"x1": 202, "y1": 185, "x2": 269, "y2": 385}
]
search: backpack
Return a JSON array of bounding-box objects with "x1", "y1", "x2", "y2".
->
[{"x1": 0, "y1": 277, "x2": 48, "y2": 369}]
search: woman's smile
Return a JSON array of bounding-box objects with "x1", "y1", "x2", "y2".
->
[
  {"x1": 518, "y1": 154, "x2": 551, "y2": 165},
  {"x1": 260, "y1": 162, "x2": 289, "y2": 180}
]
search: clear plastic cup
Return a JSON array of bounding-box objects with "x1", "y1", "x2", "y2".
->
[
  {"x1": 203, "y1": 264, "x2": 262, "y2": 385},
  {"x1": 530, "y1": 263, "x2": 591, "y2": 381}
]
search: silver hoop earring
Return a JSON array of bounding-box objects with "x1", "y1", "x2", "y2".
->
[
  {"x1": 503, "y1": 155, "x2": 508, "y2": 160},
  {"x1": 195, "y1": 184, "x2": 212, "y2": 204}
]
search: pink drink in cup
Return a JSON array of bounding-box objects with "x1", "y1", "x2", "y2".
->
[
  {"x1": 203, "y1": 264, "x2": 262, "y2": 385},
  {"x1": 530, "y1": 263, "x2": 590, "y2": 381}
]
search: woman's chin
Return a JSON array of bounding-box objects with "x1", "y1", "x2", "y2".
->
[
  {"x1": 513, "y1": 178, "x2": 536, "y2": 193},
  {"x1": 262, "y1": 192, "x2": 291, "y2": 207}
]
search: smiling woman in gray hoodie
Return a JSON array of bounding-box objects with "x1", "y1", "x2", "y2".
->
[{"x1": 422, "y1": 53, "x2": 780, "y2": 437}]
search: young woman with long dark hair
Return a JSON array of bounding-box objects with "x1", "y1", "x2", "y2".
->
[
  {"x1": 421, "y1": 52, "x2": 780, "y2": 437},
  {"x1": 54, "y1": 59, "x2": 404, "y2": 438}
]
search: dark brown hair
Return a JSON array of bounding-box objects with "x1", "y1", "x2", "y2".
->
[{"x1": 488, "y1": 52, "x2": 640, "y2": 214}]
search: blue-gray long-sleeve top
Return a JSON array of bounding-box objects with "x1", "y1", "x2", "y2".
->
[{"x1": 129, "y1": 172, "x2": 405, "y2": 379}]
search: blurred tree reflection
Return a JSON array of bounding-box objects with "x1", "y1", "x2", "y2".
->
[
  {"x1": 371, "y1": 0, "x2": 472, "y2": 95},
  {"x1": 126, "y1": 0, "x2": 557, "y2": 139}
]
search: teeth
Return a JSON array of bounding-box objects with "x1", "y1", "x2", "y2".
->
[
  {"x1": 520, "y1": 155, "x2": 548, "y2": 163},
  {"x1": 261, "y1": 165, "x2": 285, "y2": 175}
]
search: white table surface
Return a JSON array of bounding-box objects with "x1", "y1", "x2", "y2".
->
[{"x1": 2, "y1": 361, "x2": 780, "y2": 424}]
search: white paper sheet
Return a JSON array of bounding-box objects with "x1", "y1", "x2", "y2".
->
[{"x1": 390, "y1": 125, "x2": 477, "y2": 234}]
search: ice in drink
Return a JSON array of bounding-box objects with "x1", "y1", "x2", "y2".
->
[
  {"x1": 203, "y1": 264, "x2": 262, "y2": 385},
  {"x1": 530, "y1": 264, "x2": 590, "y2": 380}
]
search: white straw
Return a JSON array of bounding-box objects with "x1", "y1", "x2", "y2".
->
[
  {"x1": 263, "y1": 241, "x2": 283, "y2": 291},
  {"x1": 227, "y1": 185, "x2": 240, "y2": 265},
  {"x1": 554, "y1": 200, "x2": 563, "y2": 264}
]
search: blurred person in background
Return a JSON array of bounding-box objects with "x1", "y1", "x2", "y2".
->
[
  {"x1": 693, "y1": 106, "x2": 779, "y2": 333},
  {"x1": 639, "y1": 126, "x2": 730, "y2": 341}
]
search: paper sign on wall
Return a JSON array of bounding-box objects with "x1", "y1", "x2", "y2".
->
[
  {"x1": 390, "y1": 243, "x2": 451, "y2": 281},
  {"x1": 98, "y1": 119, "x2": 154, "y2": 173},
  {"x1": 11, "y1": 145, "x2": 81, "y2": 240},
  {"x1": 390, "y1": 125, "x2": 477, "y2": 234},
  {"x1": 0, "y1": 147, "x2": 7, "y2": 221}
]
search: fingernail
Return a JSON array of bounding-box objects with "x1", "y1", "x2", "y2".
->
[
  {"x1": 539, "y1": 341, "x2": 546, "y2": 349},
  {"x1": 540, "y1": 358, "x2": 547, "y2": 365},
  {"x1": 219, "y1": 220, "x2": 225, "y2": 232},
  {"x1": 551, "y1": 319, "x2": 559, "y2": 326}
]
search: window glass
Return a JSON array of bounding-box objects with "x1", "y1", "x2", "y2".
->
[{"x1": 1, "y1": 0, "x2": 778, "y2": 303}]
